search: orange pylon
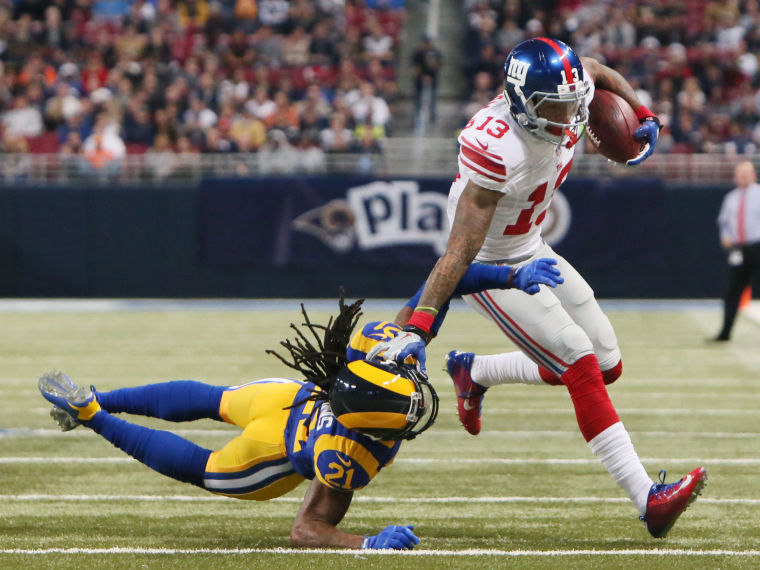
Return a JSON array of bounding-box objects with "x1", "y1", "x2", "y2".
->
[{"x1": 739, "y1": 286, "x2": 752, "y2": 309}]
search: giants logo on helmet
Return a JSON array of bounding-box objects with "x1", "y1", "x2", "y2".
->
[{"x1": 506, "y1": 58, "x2": 530, "y2": 102}]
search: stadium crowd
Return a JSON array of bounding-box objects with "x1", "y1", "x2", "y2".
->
[
  {"x1": 463, "y1": 0, "x2": 760, "y2": 155},
  {"x1": 4, "y1": 0, "x2": 760, "y2": 180},
  {"x1": 0, "y1": 0, "x2": 403, "y2": 176}
]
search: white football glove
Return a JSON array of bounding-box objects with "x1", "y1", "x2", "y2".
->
[{"x1": 366, "y1": 330, "x2": 428, "y2": 373}]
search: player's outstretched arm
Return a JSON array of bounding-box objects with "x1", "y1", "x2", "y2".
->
[
  {"x1": 581, "y1": 56, "x2": 662, "y2": 165},
  {"x1": 290, "y1": 479, "x2": 419, "y2": 550},
  {"x1": 393, "y1": 258, "x2": 564, "y2": 334},
  {"x1": 368, "y1": 181, "x2": 501, "y2": 371}
]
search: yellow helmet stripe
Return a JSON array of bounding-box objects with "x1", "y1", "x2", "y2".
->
[
  {"x1": 337, "y1": 410, "x2": 408, "y2": 431},
  {"x1": 347, "y1": 360, "x2": 414, "y2": 397}
]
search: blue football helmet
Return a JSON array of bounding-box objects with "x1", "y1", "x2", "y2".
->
[{"x1": 503, "y1": 37, "x2": 590, "y2": 145}]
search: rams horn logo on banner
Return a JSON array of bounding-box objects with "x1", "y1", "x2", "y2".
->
[
  {"x1": 292, "y1": 181, "x2": 450, "y2": 254},
  {"x1": 292, "y1": 199, "x2": 356, "y2": 253}
]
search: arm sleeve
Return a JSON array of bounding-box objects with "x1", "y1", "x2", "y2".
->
[
  {"x1": 405, "y1": 263, "x2": 510, "y2": 311},
  {"x1": 404, "y1": 263, "x2": 510, "y2": 335},
  {"x1": 454, "y1": 263, "x2": 511, "y2": 295}
]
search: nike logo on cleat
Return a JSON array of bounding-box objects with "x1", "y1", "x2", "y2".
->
[{"x1": 462, "y1": 400, "x2": 476, "y2": 411}]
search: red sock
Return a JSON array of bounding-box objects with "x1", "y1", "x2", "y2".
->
[
  {"x1": 602, "y1": 360, "x2": 623, "y2": 385},
  {"x1": 538, "y1": 366, "x2": 562, "y2": 386},
  {"x1": 560, "y1": 354, "x2": 620, "y2": 442},
  {"x1": 538, "y1": 367, "x2": 563, "y2": 385},
  {"x1": 541, "y1": 359, "x2": 623, "y2": 386}
]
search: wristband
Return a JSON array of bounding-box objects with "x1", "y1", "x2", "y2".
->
[
  {"x1": 634, "y1": 105, "x2": 655, "y2": 121},
  {"x1": 415, "y1": 306, "x2": 439, "y2": 316},
  {"x1": 361, "y1": 535, "x2": 370, "y2": 549},
  {"x1": 406, "y1": 310, "x2": 434, "y2": 334},
  {"x1": 506, "y1": 267, "x2": 516, "y2": 288},
  {"x1": 634, "y1": 105, "x2": 661, "y2": 127}
]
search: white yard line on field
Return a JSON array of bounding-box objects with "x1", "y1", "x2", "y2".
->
[
  {"x1": 0, "y1": 298, "x2": 725, "y2": 313},
  {"x1": 1, "y1": 547, "x2": 758, "y2": 557},
  {"x1": 2, "y1": 427, "x2": 758, "y2": 439},
  {"x1": 1, "y1": 456, "x2": 758, "y2": 466},
  {"x1": 1, "y1": 494, "x2": 758, "y2": 506},
  {"x1": 22, "y1": 406, "x2": 760, "y2": 419},
  {"x1": 743, "y1": 300, "x2": 760, "y2": 324}
]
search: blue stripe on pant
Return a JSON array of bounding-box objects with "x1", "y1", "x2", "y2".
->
[{"x1": 204, "y1": 457, "x2": 296, "y2": 496}]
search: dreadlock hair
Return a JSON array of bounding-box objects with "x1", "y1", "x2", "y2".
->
[{"x1": 266, "y1": 295, "x2": 365, "y2": 408}]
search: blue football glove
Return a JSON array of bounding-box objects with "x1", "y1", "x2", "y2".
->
[
  {"x1": 366, "y1": 329, "x2": 427, "y2": 373},
  {"x1": 627, "y1": 116, "x2": 661, "y2": 166},
  {"x1": 362, "y1": 525, "x2": 419, "y2": 550},
  {"x1": 510, "y1": 257, "x2": 564, "y2": 294}
]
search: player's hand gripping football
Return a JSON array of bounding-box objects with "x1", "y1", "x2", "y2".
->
[
  {"x1": 366, "y1": 329, "x2": 428, "y2": 373},
  {"x1": 362, "y1": 524, "x2": 419, "y2": 550},
  {"x1": 627, "y1": 107, "x2": 662, "y2": 166},
  {"x1": 509, "y1": 257, "x2": 564, "y2": 294}
]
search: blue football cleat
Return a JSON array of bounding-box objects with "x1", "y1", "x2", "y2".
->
[
  {"x1": 49, "y1": 405, "x2": 82, "y2": 432},
  {"x1": 641, "y1": 467, "x2": 707, "y2": 538},
  {"x1": 38, "y1": 371, "x2": 100, "y2": 427},
  {"x1": 445, "y1": 350, "x2": 487, "y2": 435}
]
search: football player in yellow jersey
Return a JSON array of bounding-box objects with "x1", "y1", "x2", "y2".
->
[
  {"x1": 38, "y1": 298, "x2": 433, "y2": 550},
  {"x1": 38, "y1": 259, "x2": 563, "y2": 550}
]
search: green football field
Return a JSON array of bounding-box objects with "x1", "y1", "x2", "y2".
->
[{"x1": 1, "y1": 300, "x2": 758, "y2": 569}]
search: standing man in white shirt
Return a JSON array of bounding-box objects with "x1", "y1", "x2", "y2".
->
[{"x1": 714, "y1": 161, "x2": 760, "y2": 341}]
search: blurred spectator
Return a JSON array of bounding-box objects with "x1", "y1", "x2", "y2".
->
[
  {"x1": 201, "y1": 125, "x2": 239, "y2": 153},
  {"x1": 495, "y1": 19, "x2": 525, "y2": 53},
  {"x1": 245, "y1": 87, "x2": 277, "y2": 122},
  {"x1": 173, "y1": 135, "x2": 202, "y2": 176},
  {"x1": 349, "y1": 81, "x2": 390, "y2": 132},
  {"x1": 411, "y1": 35, "x2": 443, "y2": 129},
  {"x1": 231, "y1": 109, "x2": 268, "y2": 151},
  {"x1": 45, "y1": 83, "x2": 83, "y2": 129},
  {"x1": 363, "y1": 16, "x2": 394, "y2": 62},
  {"x1": 463, "y1": 70, "x2": 495, "y2": 123},
  {"x1": 309, "y1": 19, "x2": 339, "y2": 65},
  {"x1": 354, "y1": 125, "x2": 383, "y2": 174},
  {"x1": 177, "y1": 0, "x2": 209, "y2": 29},
  {"x1": 258, "y1": 0, "x2": 290, "y2": 30},
  {"x1": 82, "y1": 114, "x2": 126, "y2": 174},
  {"x1": 320, "y1": 112, "x2": 354, "y2": 152},
  {"x1": 264, "y1": 90, "x2": 300, "y2": 135},
  {"x1": 2, "y1": 93, "x2": 43, "y2": 138},
  {"x1": 295, "y1": 132, "x2": 327, "y2": 173},
  {"x1": 183, "y1": 97, "x2": 218, "y2": 143},
  {"x1": 123, "y1": 103, "x2": 156, "y2": 145},
  {"x1": 283, "y1": 26, "x2": 311, "y2": 66},
  {"x1": 259, "y1": 128, "x2": 297, "y2": 173},
  {"x1": 145, "y1": 133, "x2": 177, "y2": 179},
  {"x1": 0, "y1": 134, "x2": 32, "y2": 181}
]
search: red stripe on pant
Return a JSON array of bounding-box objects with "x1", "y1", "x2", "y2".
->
[
  {"x1": 539, "y1": 359, "x2": 622, "y2": 386},
  {"x1": 558, "y1": 354, "x2": 620, "y2": 442}
]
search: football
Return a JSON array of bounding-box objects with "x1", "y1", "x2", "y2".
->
[{"x1": 586, "y1": 89, "x2": 642, "y2": 164}]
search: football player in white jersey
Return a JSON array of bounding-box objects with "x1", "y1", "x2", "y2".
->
[{"x1": 368, "y1": 37, "x2": 706, "y2": 539}]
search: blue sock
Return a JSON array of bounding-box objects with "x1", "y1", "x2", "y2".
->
[
  {"x1": 87, "y1": 411, "x2": 211, "y2": 488},
  {"x1": 97, "y1": 381, "x2": 225, "y2": 422}
]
